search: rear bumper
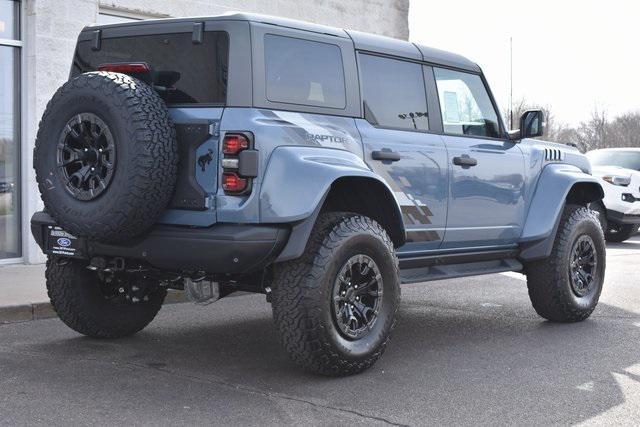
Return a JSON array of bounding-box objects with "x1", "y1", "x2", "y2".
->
[{"x1": 31, "y1": 211, "x2": 290, "y2": 274}]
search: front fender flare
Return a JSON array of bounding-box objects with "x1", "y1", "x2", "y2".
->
[{"x1": 519, "y1": 163, "x2": 604, "y2": 261}]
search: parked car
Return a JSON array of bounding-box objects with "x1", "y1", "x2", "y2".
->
[
  {"x1": 31, "y1": 13, "x2": 605, "y2": 376},
  {"x1": 586, "y1": 148, "x2": 640, "y2": 242}
]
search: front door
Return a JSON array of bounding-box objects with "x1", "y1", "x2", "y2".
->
[
  {"x1": 432, "y1": 67, "x2": 526, "y2": 249},
  {"x1": 356, "y1": 53, "x2": 449, "y2": 253}
]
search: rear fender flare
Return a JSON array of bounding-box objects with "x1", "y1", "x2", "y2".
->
[{"x1": 260, "y1": 146, "x2": 404, "y2": 262}]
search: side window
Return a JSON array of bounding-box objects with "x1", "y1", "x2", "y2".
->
[
  {"x1": 433, "y1": 68, "x2": 502, "y2": 138},
  {"x1": 359, "y1": 54, "x2": 428, "y2": 131},
  {"x1": 264, "y1": 34, "x2": 346, "y2": 109}
]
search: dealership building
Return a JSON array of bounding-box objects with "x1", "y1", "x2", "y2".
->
[{"x1": 0, "y1": 0, "x2": 409, "y2": 264}]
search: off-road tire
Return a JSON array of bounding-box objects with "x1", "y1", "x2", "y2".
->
[
  {"x1": 271, "y1": 213, "x2": 400, "y2": 376},
  {"x1": 604, "y1": 222, "x2": 638, "y2": 243},
  {"x1": 590, "y1": 202, "x2": 608, "y2": 233},
  {"x1": 46, "y1": 257, "x2": 166, "y2": 338},
  {"x1": 525, "y1": 204, "x2": 605, "y2": 322},
  {"x1": 34, "y1": 71, "x2": 178, "y2": 242}
]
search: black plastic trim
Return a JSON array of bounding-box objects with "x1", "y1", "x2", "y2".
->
[
  {"x1": 31, "y1": 212, "x2": 289, "y2": 274},
  {"x1": 238, "y1": 149, "x2": 259, "y2": 177},
  {"x1": 399, "y1": 248, "x2": 519, "y2": 270},
  {"x1": 192, "y1": 22, "x2": 204, "y2": 44}
]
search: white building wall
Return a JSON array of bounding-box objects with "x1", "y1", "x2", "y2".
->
[{"x1": 21, "y1": 0, "x2": 409, "y2": 263}]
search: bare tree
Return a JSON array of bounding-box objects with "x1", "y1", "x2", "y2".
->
[{"x1": 504, "y1": 99, "x2": 640, "y2": 152}]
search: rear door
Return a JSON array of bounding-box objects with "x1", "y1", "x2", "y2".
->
[
  {"x1": 431, "y1": 67, "x2": 526, "y2": 248},
  {"x1": 72, "y1": 23, "x2": 234, "y2": 226},
  {"x1": 356, "y1": 53, "x2": 449, "y2": 252}
]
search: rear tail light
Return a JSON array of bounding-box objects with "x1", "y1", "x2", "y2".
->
[
  {"x1": 222, "y1": 172, "x2": 247, "y2": 193},
  {"x1": 221, "y1": 132, "x2": 255, "y2": 195},
  {"x1": 222, "y1": 134, "x2": 250, "y2": 155},
  {"x1": 98, "y1": 62, "x2": 151, "y2": 74}
]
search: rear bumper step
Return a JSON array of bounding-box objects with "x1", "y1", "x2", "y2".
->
[{"x1": 31, "y1": 211, "x2": 289, "y2": 274}]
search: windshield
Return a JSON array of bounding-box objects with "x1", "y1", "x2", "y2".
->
[{"x1": 587, "y1": 150, "x2": 640, "y2": 171}]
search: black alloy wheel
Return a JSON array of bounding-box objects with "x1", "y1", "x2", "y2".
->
[
  {"x1": 57, "y1": 113, "x2": 116, "y2": 201},
  {"x1": 569, "y1": 235, "x2": 598, "y2": 297},
  {"x1": 332, "y1": 254, "x2": 383, "y2": 340}
]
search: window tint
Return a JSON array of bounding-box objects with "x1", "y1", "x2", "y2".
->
[
  {"x1": 359, "y1": 54, "x2": 428, "y2": 131},
  {"x1": 434, "y1": 68, "x2": 501, "y2": 138},
  {"x1": 265, "y1": 35, "x2": 346, "y2": 109},
  {"x1": 73, "y1": 31, "x2": 229, "y2": 105}
]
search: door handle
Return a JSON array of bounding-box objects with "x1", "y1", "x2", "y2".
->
[
  {"x1": 453, "y1": 155, "x2": 478, "y2": 167},
  {"x1": 372, "y1": 150, "x2": 401, "y2": 162}
]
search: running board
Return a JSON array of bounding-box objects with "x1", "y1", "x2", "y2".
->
[{"x1": 399, "y1": 258, "x2": 523, "y2": 284}]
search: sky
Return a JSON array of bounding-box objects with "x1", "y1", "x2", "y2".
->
[{"x1": 409, "y1": 0, "x2": 640, "y2": 126}]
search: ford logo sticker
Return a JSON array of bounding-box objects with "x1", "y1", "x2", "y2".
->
[{"x1": 57, "y1": 237, "x2": 72, "y2": 247}]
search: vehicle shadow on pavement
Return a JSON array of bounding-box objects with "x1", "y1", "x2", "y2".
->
[{"x1": 15, "y1": 277, "x2": 640, "y2": 426}]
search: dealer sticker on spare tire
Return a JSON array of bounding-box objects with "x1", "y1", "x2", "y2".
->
[{"x1": 46, "y1": 226, "x2": 84, "y2": 258}]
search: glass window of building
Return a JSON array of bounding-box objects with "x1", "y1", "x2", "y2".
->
[{"x1": 0, "y1": 0, "x2": 21, "y2": 259}]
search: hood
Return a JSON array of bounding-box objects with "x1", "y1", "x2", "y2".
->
[{"x1": 591, "y1": 165, "x2": 640, "y2": 178}]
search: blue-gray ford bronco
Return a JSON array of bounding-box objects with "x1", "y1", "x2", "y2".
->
[{"x1": 31, "y1": 13, "x2": 606, "y2": 376}]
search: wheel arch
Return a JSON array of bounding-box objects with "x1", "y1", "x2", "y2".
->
[
  {"x1": 519, "y1": 164, "x2": 604, "y2": 261},
  {"x1": 263, "y1": 147, "x2": 405, "y2": 262},
  {"x1": 323, "y1": 176, "x2": 405, "y2": 247}
]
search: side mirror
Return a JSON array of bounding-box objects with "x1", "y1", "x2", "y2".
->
[{"x1": 519, "y1": 109, "x2": 545, "y2": 139}]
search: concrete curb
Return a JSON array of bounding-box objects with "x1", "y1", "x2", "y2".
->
[{"x1": 0, "y1": 290, "x2": 188, "y2": 325}]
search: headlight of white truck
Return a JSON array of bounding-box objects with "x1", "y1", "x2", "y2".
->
[{"x1": 602, "y1": 174, "x2": 632, "y2": 186}]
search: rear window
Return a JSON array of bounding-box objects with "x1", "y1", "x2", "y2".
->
[
  {"x1": 264, "y1": 34, "x2": 346, "y2": 109},
  {"x1": 72, "y1": 31, "x2": 229, "y2": 105}
]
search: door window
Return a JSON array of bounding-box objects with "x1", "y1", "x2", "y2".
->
[
  {"x1": 359, "y1": 53, "x2": 428, "y2": 131},
  {"x1": 433, "y1": 68, "x2": 502, "y2": 138}
]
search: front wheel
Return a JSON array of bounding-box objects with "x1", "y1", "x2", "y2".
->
[
  {"x1": 271, "y1": 213, "x2": 400, "y2": 376},
  {"x1": 525, "y1": 205, "x2": 605, "y2": 322},
  {"x1": 605, "y1": 222, "x2": 638, "y2": 243}
]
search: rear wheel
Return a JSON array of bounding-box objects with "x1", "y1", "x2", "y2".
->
[
  {"x1": 46, "y1": 257, "x2": 166, "y2": 338},
  {"x1": 271, "y1": 213, "x2": 400, "y2": 376},
  {"x1": 525, "y1": 205, "x2": 605, "y2": 322}
]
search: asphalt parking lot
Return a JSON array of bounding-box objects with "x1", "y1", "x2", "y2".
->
[{"x1": 1, "y1": 236, "x2": 639, "y2": 426}]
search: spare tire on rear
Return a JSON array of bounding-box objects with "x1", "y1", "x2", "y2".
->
[{"x1": 34, "y1": 71, "x2": 178, "y2": 242}]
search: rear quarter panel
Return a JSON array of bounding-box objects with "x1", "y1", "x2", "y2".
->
[{"x1": 218, "y1": 108, "x2": 364, "y2": 223}]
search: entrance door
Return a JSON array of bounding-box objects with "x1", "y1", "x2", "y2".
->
[
  {"x1": 432, "y1": 67, "x2": 526, "y2": 249},
  {"x1": 356, "y1": 53, "x2": 449, "y2": 253}
]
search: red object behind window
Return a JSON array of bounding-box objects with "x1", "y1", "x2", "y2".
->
[
  {"x1": 222, "y1": 172, "x2": 247, "y2": 193},
  {"x1": 98, "y1": 62, "x2": 151, "y2": 74},
  {"x1": 222, "y1": 134, "x2": 250, "y2": 155}
]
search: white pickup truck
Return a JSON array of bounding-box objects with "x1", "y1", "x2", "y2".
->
[{"x1": 587, "y1": 148, "x2": 640, "y2": 242}]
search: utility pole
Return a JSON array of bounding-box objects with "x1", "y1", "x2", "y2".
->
[{"x1": 509, "y1": 36, "x2": 513, "y2": 130}]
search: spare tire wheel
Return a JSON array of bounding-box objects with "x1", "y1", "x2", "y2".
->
[{"x1": 34, "y1": 71, "x2": 178, "y2": 242}]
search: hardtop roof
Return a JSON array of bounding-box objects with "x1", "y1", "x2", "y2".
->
[{"x1": 83, "y1": 12, "x2": 480, "y2": 72}]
